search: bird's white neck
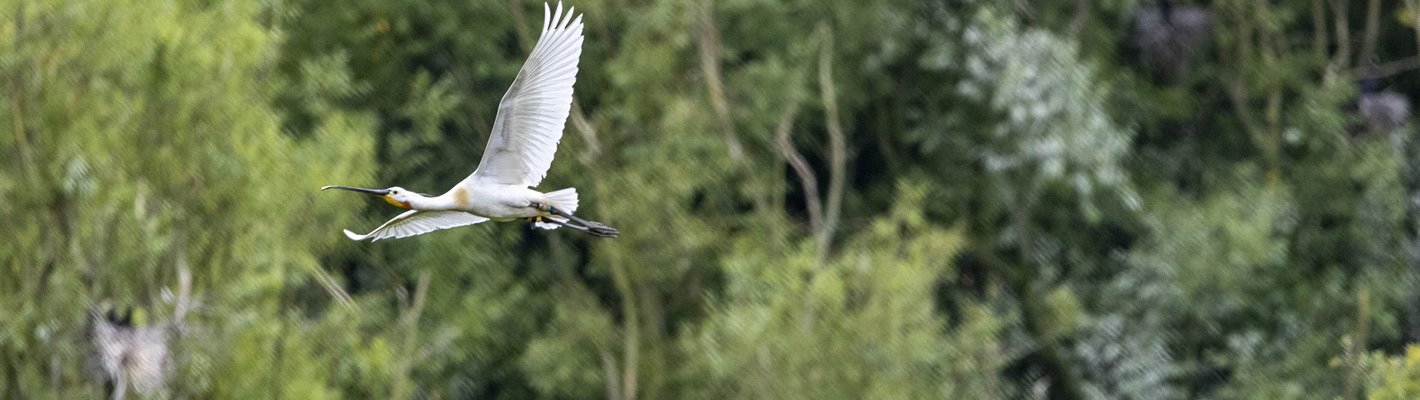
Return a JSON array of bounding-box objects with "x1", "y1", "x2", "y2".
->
[{"x1": 407, "y1": 192, "x2": 458, "y2": 211}]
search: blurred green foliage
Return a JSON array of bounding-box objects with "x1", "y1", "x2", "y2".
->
[{"x1": 4, "y1": 0, "x2": 1420, "y2": 399}]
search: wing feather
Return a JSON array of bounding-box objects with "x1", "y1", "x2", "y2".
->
[
  {"x1": 343, "y1": 210, "x2": 490, "y2": 241},
  {"x1": 467, "y1": 2, "x2": 584, "y2": 187}
]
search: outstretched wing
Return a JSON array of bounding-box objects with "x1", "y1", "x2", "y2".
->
[
  {"x1": 344, "y1": 210, "x2": 489, "y2": 241},
  {"x1": 467, "y1": 2, "x2": 584, "y2": 187}
]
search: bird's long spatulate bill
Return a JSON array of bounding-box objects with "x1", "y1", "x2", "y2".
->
[{"x1": 321, "y1": 185, "x2": 390, "y2": 196}]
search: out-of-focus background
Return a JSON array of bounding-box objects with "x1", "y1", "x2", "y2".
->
[{"x1": 5, "y1": 0, "x2": 1420, "y2": 398}]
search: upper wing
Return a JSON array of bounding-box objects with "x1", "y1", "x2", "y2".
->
[
  {"x1": 344, "y1": 210, "x2": 489, "y2": 241},
  {"x1": 467, "y1": 2, "x2": 584, "y2": 187}
]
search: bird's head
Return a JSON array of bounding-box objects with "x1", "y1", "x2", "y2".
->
[{"x1": 322, "y1": 185, "x2": 414, "y2": 209}]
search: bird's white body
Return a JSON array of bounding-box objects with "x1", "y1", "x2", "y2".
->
[
  {"x1": 324, "y1": 2, "x2": 615, "y2": 241},
  {"x1": 460, "y1": 184, "x2": 546, "y2": 220},
  {"x1": 411, "y1": 183, "x2": 548, "y2": 220}
]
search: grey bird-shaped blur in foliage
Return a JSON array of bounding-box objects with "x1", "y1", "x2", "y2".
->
[
  {"x1": 90, "y1": 308, "x2": 171, "y2": 400},
  {"x1": 322, "y1": 2, "x2": 618, "y2": 241},
  {"x1": 1131, "y1": 0, "x2": 1212, "y2": 82},
  {"x1": 1359, "y1": 76, "x2": 1412, "y2": 134}
]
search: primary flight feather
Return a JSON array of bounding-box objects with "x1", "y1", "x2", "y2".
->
[{"x1": 322, "y1": 2, "x2": 618, "y2": 241}]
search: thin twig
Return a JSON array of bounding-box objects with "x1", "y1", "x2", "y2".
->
[
  {"x1": 401, "y1": 272, "x2": 430, "y2": 328},
  {"x1": 602, "y1": 350, "x2": 623, "y2": 400},
  {"x1": 774, "y1": 102, "x2": 819, "y2": 233},
  {"x1": 311, "y1": 266, "x2": 356, "y2": 311},
  {"x1": 1346, "y1": 55, "x2": 1420, "y2": 79},
  {"x1": 173, "y1": 249, "x2": 192, "y2": 326}
]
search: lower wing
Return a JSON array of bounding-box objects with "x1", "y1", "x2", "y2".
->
[{"x1": 344, "y1": 210, "x2": 489, "y2": 241}]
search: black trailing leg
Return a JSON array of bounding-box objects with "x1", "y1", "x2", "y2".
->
[
  {"x1": 531, "y1": 202, "x2": 620, "y2": 238},
  {"x1": 540, "y1": 217, "x2": 599, "y2": 235}
]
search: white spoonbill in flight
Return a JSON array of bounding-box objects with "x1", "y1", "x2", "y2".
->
[{"x1": 323, "y1": 2, "x2": 618, "y2": 240}]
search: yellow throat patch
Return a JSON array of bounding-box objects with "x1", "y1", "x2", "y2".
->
[{"x1": 383, "y1": 195, "x2": 410, "y2": 208}]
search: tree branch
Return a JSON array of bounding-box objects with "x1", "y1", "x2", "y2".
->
[
  {"x1": 695, "y1": 0, "x2": 744, "y2": 161},
  {"x1": 1358, "y1": 0, "x2": 1380, "y2": 65},
  {"x1": 1311, "y1": 0, "x2": 1328, "y2": 59},
  {"x1": 569, "y1": 102, "x2": 602, "y2": 164},
  {"x1": 816, "y1": 23, "x2": 846, "y2": 261},
  {"x1": 1343, "y1": 285, "x2": 1371, "y2": 400},
  {"x1": 1329, "y1": 0, "x2": 1351, "y2": 68},
  {"x1": 10, "y1": 1, "x2": 33, "y2": 174},
  {"x1": 1219, "y1": 6, "x2": 1270, "y2": 171},
  {"x1": 970, "y1": 246, "x2": 1084, "y2": 400},
  {"x1": 173, "y1": 243, "x2": 193, "y2": 327},
  {"x1": 1068, "y1": 0, "x2": 1089, "y2": 37},
  {"x1": 508, "y1": 0, "x2": 533, "y2": 52},
  {"x1": 1411, "y1": 0, "x2": 1420, "y2": 57},
  {"x1": 608, "y1": 260, "x2": 639, "y2": 400},
  {"x1": 390, "y1": 271, "x2": 430, "y2": 400}
]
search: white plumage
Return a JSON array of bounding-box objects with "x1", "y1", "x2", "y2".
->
[
  {"x1": 468, "y1": 2, "x2": 584, "y2": 187},
  {"x1": 324, "y1": 2, "x2": 618, "y2": 241},
  {"x1": 343, "y1": 210, "x2": 490, "y2": 241}
]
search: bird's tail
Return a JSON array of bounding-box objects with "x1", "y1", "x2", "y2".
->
[{"x1": 534, "y1": 188, "x2": 579, "y2": 230}]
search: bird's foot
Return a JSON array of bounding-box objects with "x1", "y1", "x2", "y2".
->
[{"x1": 583, "y1": 220, "x2": 619, "y2": 238}]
